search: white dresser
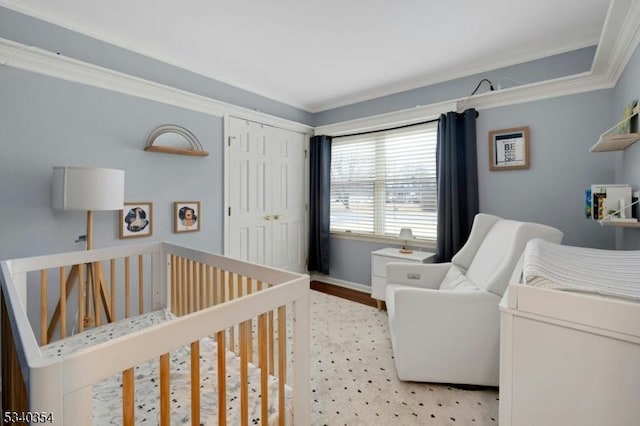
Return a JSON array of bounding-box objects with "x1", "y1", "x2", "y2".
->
[
  {"x1": 499, "y1": 284, "x2": 640, "y2": 425},
  {"x1": 371, "y1": 247, "x2": 436, "y2": 309}
]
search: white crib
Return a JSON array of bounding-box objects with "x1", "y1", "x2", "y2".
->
[{"x1": 1, "y1": 242, "x2": 310, "y2": 425}]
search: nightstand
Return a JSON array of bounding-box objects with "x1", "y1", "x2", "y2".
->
[{"x1": 371, "y1": 247, "x2": 436, "y2": 310}]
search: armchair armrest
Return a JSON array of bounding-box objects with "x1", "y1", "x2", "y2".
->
[
  {"x1": 386, "y1": 262, "x2": 452, "y2": 290},
  {"x1": 386, "y1": 285, "x2": 502, "y2": 384}
]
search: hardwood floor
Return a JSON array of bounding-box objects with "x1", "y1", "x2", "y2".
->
[{"x1": 310, "y1": 281, "x2": 378, "y2": 308}]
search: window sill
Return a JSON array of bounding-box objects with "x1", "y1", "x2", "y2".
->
[{"x1": 330, "y1": 232, "x2": 436, "y2": 250}]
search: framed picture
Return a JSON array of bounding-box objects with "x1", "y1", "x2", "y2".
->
[
  {"x1": 119, "y1": 202, "x2": 153, "y2": 239},
  {"x1": 489, "y1": 126, "x2": 530, "y2": 171},
  {"x1": 174, "y1": 201, "x2": 201, "y2": 233}
]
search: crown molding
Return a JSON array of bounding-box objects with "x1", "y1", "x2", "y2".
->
[
  {"x1": 308, "y1": 39, "x2": 599, "y2": 113},
  {"x1": 455, "y1": 71, "x2": 613, "y2": 112},
  {"x1": 603, "y1": 0, "x2": 640, "y2": 83},
  {"x1": 314, "y1": 100, "x2": 456, "y2": 136},
  {"x1": 0, "y1": 38, "x2": 312, "y2": 134},
  {"x1": 0, "y1": 0, "x2": 313, "y2": 111},
  {"x1": 1, "y1": 0, "x2": 638, "y2": 138}
]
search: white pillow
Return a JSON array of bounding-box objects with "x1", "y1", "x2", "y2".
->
[{"x1": 439, "y1": 265, "x2": 478, "y2": 291}]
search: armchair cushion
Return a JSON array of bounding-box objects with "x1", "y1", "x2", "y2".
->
[{"x1": 438, "y1": 265, "x2": 478, "y2": 291}]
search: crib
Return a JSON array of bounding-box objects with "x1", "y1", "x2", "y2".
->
[{"x1": 1, "y1": 242, "x2": 310, "y2": 425}]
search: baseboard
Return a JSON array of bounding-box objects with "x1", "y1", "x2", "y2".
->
[{"x1": 310, "y1": 274, "x2": 371, "y2": 294}]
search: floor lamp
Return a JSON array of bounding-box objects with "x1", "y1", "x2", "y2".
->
[{"x1": 49, "y1": 166, "x2": 125, "y2": 338}]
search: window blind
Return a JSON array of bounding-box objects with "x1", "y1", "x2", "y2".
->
[{"x1": 330, "y1": 122, "x2": 438, "y2": 241}]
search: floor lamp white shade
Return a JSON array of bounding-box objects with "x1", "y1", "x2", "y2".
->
[{"x1": 52, "y1": 167, "x2": 125, "y2": 211}]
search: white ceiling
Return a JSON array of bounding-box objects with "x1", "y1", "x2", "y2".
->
[{"x1": 2, "y1": 0, "x2": 612, "y2": 112}]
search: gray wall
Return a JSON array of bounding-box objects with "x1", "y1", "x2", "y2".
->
[
  {"x1": 0, "y1": 6, "x2": 314, "y2": 126},
  {"x1": 0, "y1": 68, "x2": 224, "y2": 259},
  {"x1": 0, "y1": 6, "x2": 632, "y2": 288},
  {"x1": 313, "y1": 46, "x2": 596, "y2": 126},
  {"x1": 329, "y1": 90, "x2": 616, "y2": 287},
  {"x1": 612, "y1": 44, "x2": 640, "y2": 249}
]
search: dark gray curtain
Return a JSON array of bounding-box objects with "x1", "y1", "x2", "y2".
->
[
  {"x1": 436, "y1": 109, "x2": 479, "y2": 262},
  {"x1": 308, "y1": 135, "x2": 332, "y2": 274}
]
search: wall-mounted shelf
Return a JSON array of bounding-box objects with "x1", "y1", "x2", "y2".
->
[
  {"x1": 590, "y1": 105, "x2": 639, "y2": 152},
  {"x1": 143, "y1": 146, "x2": 209, "y2": 157},
  {"x1": 144, "y1": 124, "x2": 209, "y2": 157},
  {"x1": 599, "y1": 220, "x2": 640, "y2": 228},
  {"x1": 590, "y1": 133, "x2": 640, "y2": 152}
]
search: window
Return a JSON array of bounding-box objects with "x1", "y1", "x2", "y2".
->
[{"x1": 330, "y1": 121, "x2": 438, "y2": 241}]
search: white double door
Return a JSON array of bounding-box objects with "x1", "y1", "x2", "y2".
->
[{"x1": 226, "y1": 117, "x2": 307, "y2": 273}]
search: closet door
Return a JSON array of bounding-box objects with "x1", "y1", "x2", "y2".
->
[
  {"x1": 269, "y1": 125, "x2": 306, "y2": 272},
  {"x1": 227, "y1": 117, "x2": 307, "y2": 273}
]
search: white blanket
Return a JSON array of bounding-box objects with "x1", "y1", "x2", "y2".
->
[{"x1": 523, "y1": 239, "x2": 640, "y2": 301}]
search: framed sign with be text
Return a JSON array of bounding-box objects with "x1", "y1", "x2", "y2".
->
[{"x1": 489, "y1": 126, "x2": 530, "y2": 171}]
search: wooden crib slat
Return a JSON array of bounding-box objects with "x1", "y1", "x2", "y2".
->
[
  {"x1": 78, "y1": 264, "x2": 85, "y2": 332},
  {"x1": 123, "y1": 368, "x2": 135, "y2": 426},
  {"x1": 206, "y1": 265, "x2": 212, "y2": 308},
  {"x1": 98, "y1": 261, "x2": 113, "y2": 324},
  {"x1": 40, "y1": 269, "x2": 47, "y2": 345},
  {"x1": 175, "y1": 256, "x2": 180, "y2": 316},
  {"x1": 221, "y1": 268, "x2": 226, "y2": 303},
  {"x1": 268, "y1": 310, "x2": 275, "y2": 375},
  {"x1": 199, "y1": 262, "x2": 205, "y2": 311},
  {"x1": 187, "y1": 259, "x2": 193, "y2": 314},
  {"x1": 278, "y1": 305, "x2": 286, "y2": 426},
  {"x1": 258, "y1": 304, "x2": 269, "y2": 426},
  {"x1": 160, "y1": 353, "x2": 170, "y2": 426},
  {"x1": 215, "y1": 267, "x2": 220, "y2": 306},
  {"x1": 191, "y1": 341, "x2": 201, "y2": 426},
  {"x1": 47, "y1": 265, "x2": 78, "y2": 342},
  {"x1": 124, "y1": 257, "x2": 131, "y2": 318},
  {"x1": 91, "y1": 263, "x2": 101, "y2": 327},
  {"x1": 110, "y1": 259, "x2": 116, "y2": 320},
  {"x1": 247, "y1": 278, "x2": 254, "y2": 364},
  {"x1": 229, "y1": 272, "x2": 235, "y2": 352},
  {"x1": 170, "y1": 255, "x2": 177, "y2": 314},
  {"x1": 216, "y1": 330, "x2": 227, "y2": 425},
  {"x1": 138, "y1": 255, "x2": 144, "y2": 315},
  {"x1": 240, "y1": 320, "x2": 250, "y2": 426},
  {"x1": 60, "y1": 266, "x2": 66, "y2": 339},
  {"x1": 181, "y1": 257, "x2": 187, "y2": 316}
]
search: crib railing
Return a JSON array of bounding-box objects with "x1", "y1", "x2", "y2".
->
[{"x1": 1, "y1": 242, "x2": 310, "y2": 426}]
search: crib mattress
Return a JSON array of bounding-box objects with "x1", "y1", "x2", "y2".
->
[{"x1": 41, "y1": 310, "x2": 293, "y2": 425}]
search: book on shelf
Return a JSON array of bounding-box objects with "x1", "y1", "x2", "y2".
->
[
  {"x1": 590, "y1": 184, "x2": 633, "y2": 220},
  {"x1": 592, "y1": 192, "x2": 606, "y2": 220}
]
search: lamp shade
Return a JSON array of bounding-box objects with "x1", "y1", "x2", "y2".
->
[
  {"x1": 398, "y1": 228, "x2": 414, "y2": 240},
  {"x1": 52, "y1": 167, "x2": 125, "y2": 211}
]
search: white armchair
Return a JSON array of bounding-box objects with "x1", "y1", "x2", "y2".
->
[{"x1": 385, "y1": 213, "x2": 563, "y2": 386}]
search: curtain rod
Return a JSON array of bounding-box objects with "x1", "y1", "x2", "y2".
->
[{"x1": 331, "y1": 118, "x2": 440, "y2": 139}]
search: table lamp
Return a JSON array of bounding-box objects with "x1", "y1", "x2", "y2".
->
[{"x1": 398, "y1": 228, "x2": 414, "y2": 254}]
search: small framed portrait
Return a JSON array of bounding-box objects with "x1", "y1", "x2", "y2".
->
[
  {"x1": 174, "y1": 201, "x2": 200, "y2": 233},
  {"x1": 489, "y1": 126, "x2": 530, "y2": 171},
  {"x1": 119, "y1": 202, "x2": 153, "y2": 239}
]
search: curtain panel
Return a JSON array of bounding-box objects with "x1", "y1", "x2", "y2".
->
[
  {"x1": 436, "y1": 109, "x2": 479, "y2": 262},
  {"x1": 308, "y1": 135, "x2": 332, "y2": 274}
]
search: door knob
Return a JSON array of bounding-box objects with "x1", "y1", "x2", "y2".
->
[
  {"x1": 273, "y1": 214, "x2": 281, "y2": 220},
  {"x1": 264, "y1": 214, "x2": 273, "y2": 221}
]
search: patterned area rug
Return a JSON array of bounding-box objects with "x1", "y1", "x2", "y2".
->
[{"x1": 309, "y1": 290, "x2": 499, "y2": 425}]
